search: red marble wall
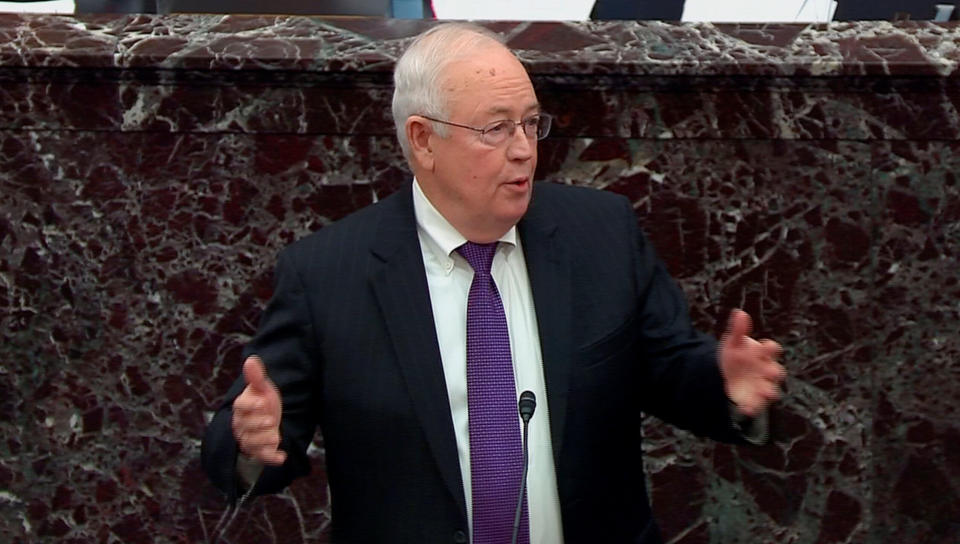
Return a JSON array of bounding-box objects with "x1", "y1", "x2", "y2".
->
[{"x1": 1, "y1": 14, "x2": 958, "y2": 543}]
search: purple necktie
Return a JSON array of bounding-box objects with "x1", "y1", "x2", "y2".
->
[{"x1": 457, "y1": 242, "x2": 529, "y2": 544}]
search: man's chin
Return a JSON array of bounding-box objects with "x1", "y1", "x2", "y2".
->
[{"x1": 500, "y1": 200, "x2": 531, "y2": 228}]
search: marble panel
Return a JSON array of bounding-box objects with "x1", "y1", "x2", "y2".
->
[
  {"x1": 4, "y1": 15, "x2": 960, "y2": 78},
  {"x1": 0, "y1": 13, "x2": 124, "y2": 69},
  {"x1": 867, "y1": 141, "x2": 960, "y2": 543},
  {"x1": 537, "y1": 76, "x2": 960, "y2": 141},
  {"x1": 0, "y1": 130, "x2": 405, "y2": 542},
  {"x1": 115, "y1": 77, "x2": 395, "y2": 135},
  {"x1": 0, "y1": 75, "x2": 122, "y2": 131},
  {"x1": 2, "y1": 12, "x2": 960, "y2": 544}
]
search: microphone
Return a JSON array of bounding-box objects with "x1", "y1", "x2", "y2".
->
[
  {"x1": 511, "y1": 390, "x2": 536, "y2": 544},
  {"x1": 518, "y1": 390, "x2": 536, "y2": 423}
]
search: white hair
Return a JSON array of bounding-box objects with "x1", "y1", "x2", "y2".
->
[{"x1": 391, "y1": 23, "x2": 508, "y2": 161}]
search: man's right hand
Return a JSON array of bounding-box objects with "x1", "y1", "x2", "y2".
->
[{"x1": 231, "y1": 355, "x2": 287, "y2": 465}]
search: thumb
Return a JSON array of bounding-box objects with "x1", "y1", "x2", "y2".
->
[
  {"x1": 724, "y1": 309, "x2": 752, "y2": 345},
  {"x1": 243, "y1": 355, "x2": 270, "y2": 394}
]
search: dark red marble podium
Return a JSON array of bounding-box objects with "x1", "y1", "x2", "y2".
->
[{"x1": 1, "y1": 14, "x2": 958, "y2": 543}]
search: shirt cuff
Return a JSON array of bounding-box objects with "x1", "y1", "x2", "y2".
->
[
  {"x1": 729, "y1": 402, "x2": 770, "y2": 445},
  {"x1": 236, "y1": 453, "x2": 265, "y2": 489}
]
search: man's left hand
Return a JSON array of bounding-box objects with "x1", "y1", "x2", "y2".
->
[{"x1": 718, "y1": 309, "x2": 787, "y2": 417}]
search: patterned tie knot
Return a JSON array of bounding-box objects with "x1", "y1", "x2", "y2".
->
[{"x1": 457, "y1": 241, "x2": 497, "y2": 276}]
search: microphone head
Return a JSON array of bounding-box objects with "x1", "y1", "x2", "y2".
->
[{"x1": 518, "y1": 390, "x2": 536, "y2": 421}]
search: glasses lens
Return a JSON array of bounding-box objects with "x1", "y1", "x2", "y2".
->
[
  {"x1": 521, "y1": 116, "x2": 540, "y2": 140},
  {"x1": 480, "y1": 114, "x2": 552, "y2": 145},
  {"x1": 481, "y1": 120, "x2": 513, "y2": 146},
  {"x1": 535, "y1": 114, "x2": 551, "y2": 140}
]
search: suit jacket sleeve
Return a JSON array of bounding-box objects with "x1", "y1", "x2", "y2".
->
[{"x1": 201, "y1": 247, "x2": 322, "y2": 500}]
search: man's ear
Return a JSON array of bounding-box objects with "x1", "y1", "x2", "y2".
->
[{"x1": 406, "y1": 116, "x2": 435, "y2": 171}]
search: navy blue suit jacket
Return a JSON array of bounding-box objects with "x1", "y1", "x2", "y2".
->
[{"x1": 202, "y1": 182, "x2": 740, "y2": 543}]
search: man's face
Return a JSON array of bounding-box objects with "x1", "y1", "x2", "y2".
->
[{"x1": 421, "y1": 44, "x2": 540, "y2": 242}]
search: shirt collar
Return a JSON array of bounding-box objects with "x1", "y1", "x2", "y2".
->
[{"x1": 412, "y1": 178, "x2": 517, "y2": 260}]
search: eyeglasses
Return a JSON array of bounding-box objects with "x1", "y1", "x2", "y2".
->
[{"x1": 420, "y1": 113, "x2": 552, "y2": 147}]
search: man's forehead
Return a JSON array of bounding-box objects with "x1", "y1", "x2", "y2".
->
[
  {"x1": 443, "y1": 48, "x2": 531, "y2": 86},
  {"x1": 483, "y1": 103, "x2": 541, "y2": 117}
]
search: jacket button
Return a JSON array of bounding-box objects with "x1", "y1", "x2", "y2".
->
[{"x1": 453, "y1": 529, "x2": 468, "y2": 543}]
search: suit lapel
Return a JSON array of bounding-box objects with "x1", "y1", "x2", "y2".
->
[
  {"x1": 368, "y1": 187, "x2": 467, "y2": 521},
  {"x1": 518, "y1": 190, "x2": 574, "y2": 467}
]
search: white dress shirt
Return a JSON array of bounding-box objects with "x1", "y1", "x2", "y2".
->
[{"x1": 412, "y1": 180, "x2": 564, "y2": 544}]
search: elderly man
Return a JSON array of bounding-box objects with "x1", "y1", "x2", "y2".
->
[{"x1": 202, "y1": 22, "x2": 786, "y2": 544}]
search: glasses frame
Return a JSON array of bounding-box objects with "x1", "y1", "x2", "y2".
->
[{"x1": 419, "y1": 112, "x2": 552, "y2": 146}]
